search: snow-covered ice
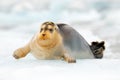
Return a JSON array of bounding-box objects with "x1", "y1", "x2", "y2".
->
[
  {"x1": 0, "y1": 0, "x2": 120, "y2": 80},
  {"x1": 0, "y1": 58, "x2": 120, "y2": 80}
]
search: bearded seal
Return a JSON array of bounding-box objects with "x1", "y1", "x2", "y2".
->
[{"x1": 13, "y1": 21, "x2": 105, "y2": 63}]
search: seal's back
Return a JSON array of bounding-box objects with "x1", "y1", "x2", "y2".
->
[{"x1": 57, "y1": 24, "x2": 94, "y2": 59}]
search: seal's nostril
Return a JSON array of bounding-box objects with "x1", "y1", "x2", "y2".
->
[{"x1": 42, "y1": 34, "x2": 46, "y2": 36}]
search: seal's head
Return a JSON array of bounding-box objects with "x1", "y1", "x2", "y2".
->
[
  {"x1": 39, "y1": 21, "x2": 58, "y2": 40},
  {"x1": 37, "y1": 21, "x2": 61, "y2": 47}
]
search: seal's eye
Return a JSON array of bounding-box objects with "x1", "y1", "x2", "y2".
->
[
  {"x1": 40, "y1": 28, "x2": 43, "y2": 32},
  {"x1": 49, "y1": 29, "x2": 53, "y2": 32}
]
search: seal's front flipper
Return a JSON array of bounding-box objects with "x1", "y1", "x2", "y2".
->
[
  {"x1": 13, "y1": 43, "x2": 30, "y2": 59},
  {"x1": 90, "y1": 41, "x2": 105, "y2": 59},
  {"x1": 63, "y1": 53, "x2": 76, "y2": 63}
]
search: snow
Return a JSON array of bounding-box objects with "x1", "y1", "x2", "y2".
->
[
  {"x1": 0, "y1": 58, "x2": 120, "y2": 80},
  {"x1": 0, "y1": 0, "x2": 120, "y2": 80}
]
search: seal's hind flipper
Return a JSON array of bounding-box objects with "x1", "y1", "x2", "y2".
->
[{"x1": 90, "y1": 41, "x2": 105, "y2": 59}]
